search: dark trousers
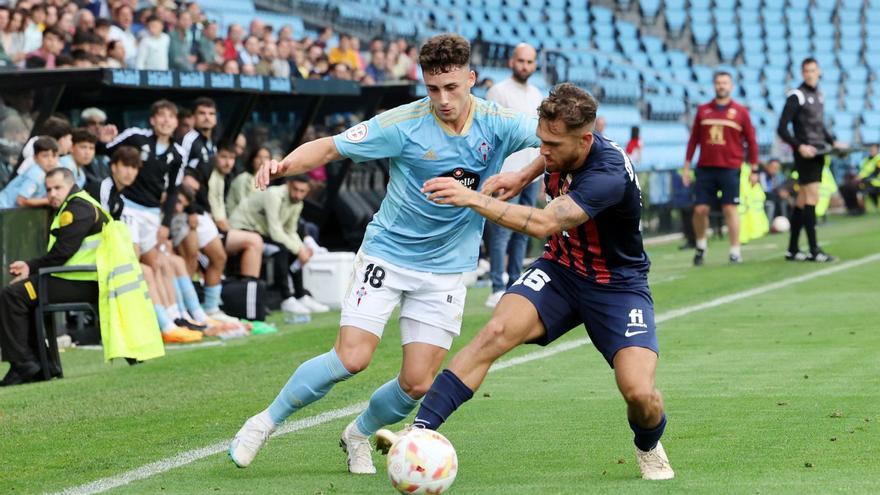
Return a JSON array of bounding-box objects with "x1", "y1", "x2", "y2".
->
[{"x1": 0, "y1": 275, "x2": 98, "y2": 364}]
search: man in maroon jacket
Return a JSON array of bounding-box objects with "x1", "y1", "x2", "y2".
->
[{"x1": 683, "y1": 71, "x2": 758, "y2": 265}]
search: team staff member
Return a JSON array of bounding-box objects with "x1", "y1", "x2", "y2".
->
[
  {"x1": 777, "y1": 57, "x2": 843, "y2": 262},
  {"x1": 0, "y1": 168, "x2": 108, "y2": 386},
  {"x1": 683, "y1": 71, "x2": 758, "y2": 265}
]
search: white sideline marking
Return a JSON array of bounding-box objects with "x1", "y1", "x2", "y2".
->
[{"x1": 54, "y1": 253, "x2": 880, "y2": 495}]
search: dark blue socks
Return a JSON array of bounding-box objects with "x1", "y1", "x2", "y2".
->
[
  {"x1": 413, "y1": 369, "x2": 474, "y2": 430},
  {"x1": 630, "y1": 414, "x2": 667, "y2": 452}
]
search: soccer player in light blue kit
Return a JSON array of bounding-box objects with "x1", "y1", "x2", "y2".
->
[{"x1": 229, "y1": 34, "x2": 541, "y2": 474}]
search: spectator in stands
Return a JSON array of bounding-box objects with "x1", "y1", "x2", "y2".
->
[
  {"x1": 107, "y1": 4, "x2": 136, "y2": 67},
  {"x1": 274, "y1": 39, "x2": 293, "y2": 78},
  {"x1": 208, "y1": 144, "x2": 264, "y2": 278},
  {"x1": 315, "y1": 25, "x2": 332, "y2": 48},
  {"x1": 626, "y1": 126, "x2": 642, "y2": 166},
  {"x1": 94, "y1": 18, "x2": 113, "y2": 44},
  {"x1": 24, "y1": 26, "x2": 64, "y2": 68},
  {"x1": 0, "y1": 136, "x2": 57, "y2": 208},
  {"x1": 248, "y1": 19, "x2": 265, "y2": 41},
  {"x1": 105, "y1": 39, "x2": 125, "y2": 68},
  {"x1": 19, "y1": 116, "x2": 72, "y2": 176},
  {"x1": 228, "y1": 145, "x2": 269, "y2": 215},
  {"x1": 278, "y1": 24, "x2": 294, "y2": 43},
  {"x1": 365, "y1": 49, "x2": 388, "y2": 83},
  {"x1": 254, "y1": 40, "x2": 276, "y2": 76},
  {"x1": 329, "y1": 33, "x2": 361, "y2": 70},
  {"x1": 760, "y1": 158, "x2": 790, "y2": 220},
  {"x1": 230, "y1": 174, "x2": 328, "y2": 314},
  {"x1": 483, "y1": 42, "x2": 543, "y2": 308},
  {"x1": 223, "y1": 23, "x2": 244, "y2": 61},
  {"x1": 74, "y1": 8, "x2": 95, "y2": 33},
  {"x1": 1, "y1": 8, "x2": 26, "y2": 65},
  {"x1": 136, "y1": 15, "x2": 169, "y2": 70},
  {"x1": 241, "y1": 62, "x2": 257, "y2": 76},
  {"x1": 222, "y1": 56, "x2": 240, "y2": 74},
  {"x1": 328, "y1": 62, "x2": 351, "y2": 81},
  {"x1": 169, "y1": 10, "x2": 195, "y2": 71},
  {"x1": 594, "y1": 115, "x2": 606, "y2": 135},
  {"x1": 22, "y1": 5, "x2": 44, "y2": 54},
  {"x1": 238, "y1": 35, "x2": 260, "y2": 67},
  {"x1": 196, "y1": 20, "x2": 218, "y2": 68}
]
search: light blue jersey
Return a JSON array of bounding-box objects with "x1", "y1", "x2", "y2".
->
[
  {"x1": 333, "y1": 95, "x2": 540, "y2": 273},
  {"x1": 0, "y1": 165, "x2": 46, "y2": 208},
  {"x1": 59, "y1": 155, "x2": 87, "y2": 188}
]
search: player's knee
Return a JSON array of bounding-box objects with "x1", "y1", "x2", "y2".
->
[
  {"x1": 335, "y1": 348, "x2": 371, "y2": 374},
  {"x1": 397, "y1": 372, "x2": 432, "y2": 399},
  {"x1": 620, "y1": 384, "x2": 658, "y2": 409},
  {"x1": 694, "y1": 204, "x2": 710, "y2": 216},
  {"x1": 477, "y1": 318, "x2": 516, "y2": 352}
]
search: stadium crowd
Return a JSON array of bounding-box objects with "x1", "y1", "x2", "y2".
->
[{"x1": 0, "y1": 0, "x2": 421, "y2": 84}]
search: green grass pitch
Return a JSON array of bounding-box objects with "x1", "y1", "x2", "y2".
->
[{"x1": 2, "y1": 214, "x2": 878, "y2": 494}]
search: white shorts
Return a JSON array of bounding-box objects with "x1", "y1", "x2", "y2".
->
[
  {"x1": 170, "y1": 212, "x2": 220, "y2": 248},
  {"x1": 340, "y1": 252, "x2": 466, "y2": 350},
  {"x1": 121, "y1": 204, "x2": 160, "y2": 254}
]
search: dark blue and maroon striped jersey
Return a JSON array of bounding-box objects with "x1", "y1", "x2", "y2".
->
[{"x1": 541, "y1": 132, "x2": 650, "y2": 285}]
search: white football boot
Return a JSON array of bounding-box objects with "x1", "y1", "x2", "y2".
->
[
  {"x1": 340, "y1": 420, "x2": 376, "y2": 474},
  {"x1": 229, "y1": 411, "x2": 276, "y2": 468},
  {"x1": 635, "y1": 441, "x2": 675, "y2": 480},
  {"x1": 298, "y1": 295, "x2": 330, "y2": 313}
]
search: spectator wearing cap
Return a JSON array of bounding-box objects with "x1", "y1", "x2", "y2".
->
[{"x1": 136, "y1": 15, "x2": 169, "y2": 70}]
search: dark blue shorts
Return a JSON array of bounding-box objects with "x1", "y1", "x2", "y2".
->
[
  {"x1": 694, "y1": 166, "x2": 740, "y2": 205},
  {"x1": 506, "y1": 259, "x2": 658, "y2": 367}
]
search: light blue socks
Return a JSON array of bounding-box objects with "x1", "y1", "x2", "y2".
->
[
  {"x1": 267, "y1": 348, "x2": 353, "y2": 425},
  {"x1": 175, "y1": 275, "x2": 208, "y2": 321},
  {"x1": 355, "y1": 376, "x2": 419, "y2": 436},
  {"x1": 203, "y1": 284, "x2": 222, "y2": 313}
]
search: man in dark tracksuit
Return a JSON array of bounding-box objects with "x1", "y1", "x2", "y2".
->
[
  {"x1": 777, "y1": 57, "x2": 842, "y2": 262},
  {"x1": 0, "y1": 168, "x2": 107, "y2": 386}
]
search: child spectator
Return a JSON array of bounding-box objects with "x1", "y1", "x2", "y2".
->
[
  {"x1": 68, "y1": 128, "x2": 108, "y2": 186},
  {"x1": 136, "y1": 15, "x2": 169, "y2": 70},
  {"x1": 0, "y1": 136, "x2": 57, "y2": 208},
  {"x1": 25, "y1": 26, "x2": 64, "y2": 68}
]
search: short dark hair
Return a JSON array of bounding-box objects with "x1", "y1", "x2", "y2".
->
[
  {"x1": 217, "y1": 143, "x2": 236, "y2": 154},
  {"x1": 33, "y1": 136, "x2": 59, "y2": 154},
  {"x1": 146, "y1": 15, "x2": 162, "y2": 25},
  {"x1": 419, "y1": 34, "x2": 470, "y2": 75},
  {"x1": 38, "y1": 116, "x2": 72, "y2": 140},
  {"x1": 178, "y1": 182, "x2": 195, "y2": 203},
  {"x1": 71, "y1": 128, "x2": 98, "y2": 144},
  {"x1": 111, "y1": 145, "x2": 142, "y2": 169},
  {"x1": 150, "y1": 99, "x2": 178, "y2": 117},
  {"x1": 538, "y1": 83, "x2": 598, "y2": 131},
  {"x1": 713, "y1": 70, "x2": 732, "y2": 81},
  {"x1": 46, "y1": 167, "x2": 74, "y2": 184},
  {"x1": 43, "y1": 26, "x2": 65, "y2": 41},
  {"x1": 287, "y1": 174, "x2": 310, "y2": 184},
  {"x1": 801, "y1": 57, "x2": 818, "y2": 68},
  {"x1": 95, "y1": 18, "x2": 112, "y2": 29},
  {"x1": 177, "y1": 107, "x2": 193, "y2": 120},
  {"x1": 192, "y1": 96, "x2": 216, "y2": 112}
]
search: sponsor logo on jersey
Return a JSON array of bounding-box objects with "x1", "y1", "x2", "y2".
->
[{"x1": 440, "y1": 168, "x2": 480, "y2": 190}]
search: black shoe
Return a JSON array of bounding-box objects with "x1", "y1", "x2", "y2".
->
[
  {"x1": 808, "y1": 250, "x2": 837, "y2": 263},
  {"x1": 693, "y1": 248, "x2": 705, "y2": 266},
  {"x1": 0, "y1": 361, "x2": 42, "y2": 387},
  {"x1": 175, "y1": 318, "x2": 208, "y2": 331},
  {"x1": 729, "y1": 253, "x2": 743, "y2": 264},
  {"x1": 785, "y1": 251, "x2": 808, "y2": 261}
]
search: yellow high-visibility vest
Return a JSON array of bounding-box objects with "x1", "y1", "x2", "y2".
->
[
  {"x1": 738, "y1": 165, "x2": 769, "y2": 244},
  {"x1": 48, "y1": 190, "x2": 105, "y2": 281}
]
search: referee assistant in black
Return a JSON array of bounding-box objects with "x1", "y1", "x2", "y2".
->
[
  {"x1": 0, "y1": 168, "x2": 106, "y2": 386},
  {"x1": 777, "y1": 57, "x2": 843, "y2": 262}
]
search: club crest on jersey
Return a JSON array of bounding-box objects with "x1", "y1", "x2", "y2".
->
[
  {"x1": 726, "y1": 107, "x2": 737, "y2": 119},
  {"x1": 356, "y1": 286, "x2": 367, "y2": 306},
  {"x1": 345, "y1": 123, "x2": 368, "y2": 143},
  {"x1": 440, "y1": 167, "x2": 480, "y2": 190},
  {"x1": 477, "y1": 141, "x2": 491, "y2": 162}
]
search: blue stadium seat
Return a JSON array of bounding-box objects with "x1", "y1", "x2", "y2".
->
[
  {"x1": 862, "y1": 127, "x2": 880, "y2": 145},
  {"x1": 766, "y1": 52, "x2": 789, "y2": 68},
  {"x1": 717, "y1": 38, "x2": 740, "y2": 63},
  {"x1": 665, "y1": 9, "x2": 687, "y2": 35},
  {"x1": 640, "y1": 0, "x2": 661, "y2": 20},
  {"x1": 691, "y1": 25, "x2": 714, "y2": 51}
]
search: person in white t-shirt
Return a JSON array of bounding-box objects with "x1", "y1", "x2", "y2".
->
[{"x1": 483, "y1": 43, "x2": 544, "y2": 308}]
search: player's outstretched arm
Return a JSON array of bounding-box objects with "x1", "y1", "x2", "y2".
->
[
  {"x1": 423, "y1": 177, "x2": 588, "y2": 238},
  {"x1": 255, "y1": 137, "x2": 342, "y2": 190},
  {"x1": 482, "y1": 155, "x2": 545, "y2": 201}
]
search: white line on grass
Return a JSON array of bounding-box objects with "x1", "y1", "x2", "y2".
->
[{"x1": 54, "y1": 252, "x2": 880, "y2": 495}]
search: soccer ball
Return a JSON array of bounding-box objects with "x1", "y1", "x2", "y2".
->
[
  {"x1": 386, "y1": 428, "x2": 458, "y2": 494},
  {"x1": 772, "y1": 216, "x2": 790, "y2": 233}
]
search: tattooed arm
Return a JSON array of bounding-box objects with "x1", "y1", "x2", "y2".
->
[{"x1": 421, "y1": 177, "x2": 589, "y2": 237}]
